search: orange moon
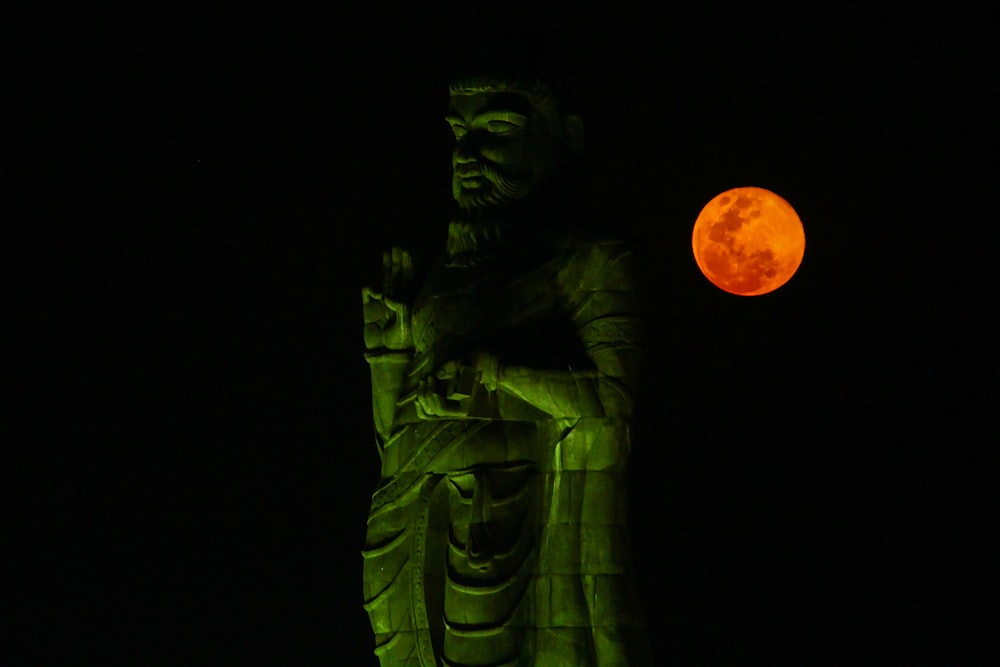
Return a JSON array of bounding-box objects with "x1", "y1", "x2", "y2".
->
[{"x1": 692, "y1": 186, "x2": 805, "y2": 296}]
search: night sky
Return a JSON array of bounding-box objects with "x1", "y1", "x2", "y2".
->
[{"x1": 12, "y1": 4, "x2": 995, "y2": 665}]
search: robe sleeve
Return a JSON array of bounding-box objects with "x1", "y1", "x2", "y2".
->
[{"x1": 496, "y1": 240, "x2": 641, "y2": 419}]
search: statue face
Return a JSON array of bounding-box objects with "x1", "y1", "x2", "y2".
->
[{"x1": 446, "y1": 92, "x2": 564, "y2": 210}]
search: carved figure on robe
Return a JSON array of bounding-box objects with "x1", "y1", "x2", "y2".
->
[{"x1": 361, "y1": 72, "x2": 649, "y2": 666}]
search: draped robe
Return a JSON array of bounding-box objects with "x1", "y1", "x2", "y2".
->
[{"x1": 363, "y1": 223, "x2": 647, "y2": 666}]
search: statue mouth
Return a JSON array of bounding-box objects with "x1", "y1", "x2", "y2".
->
[
  {"x1": 460, "y1": 179, "x2": 485, "y2": 190},
  {"x1": 455, "y1": 164, "x2": 484, "y2": 178},
  {"x1": 456, "y1": 169, "x2": 487, "y2": 190}
]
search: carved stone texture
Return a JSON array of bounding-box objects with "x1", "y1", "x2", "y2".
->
[{"x1": 361, "y1": 74, "x2": 649, "y2": 666}]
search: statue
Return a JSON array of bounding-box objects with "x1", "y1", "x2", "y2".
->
[{"x1": 361, "y1": 72, "x2": 649, "y2": 666}]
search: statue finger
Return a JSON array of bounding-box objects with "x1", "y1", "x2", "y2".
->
[
  {"x1": 362, "y1": 285, "x2": 387, "y2": 303},
  {"x1": 385, "y1": 248, "x2": 407, "y2": 292},
  {"x1": 401, "y1": 249, "x2": 414, "y2": 286},
  {"x1": 435, "y1": 360, "x2": 460, "y2": 380},
  {"x1": 390, "y1": 246, "x2": 406, "y2": 295},
  {"x1": 381, "y1": 295, "x2": 408, "y2": 319},
  {"x1": 425, "y1": 388, "x2": 443, "y2": 416},
  {"x1": 363, "y1": 298, "x2": 389, "y2": 324},
  {"x1": 363, "y1": 323, "x2": 384, "y2": 349},
  {"x1": 382, "y1": 250, "x2": 392, "y2": 295},
  {"x1": 415, "y1": 379, "x2": 437, "y2": 418},
  {"x1": 438, "y1": 398, "x2": 468, "y2": 418}
]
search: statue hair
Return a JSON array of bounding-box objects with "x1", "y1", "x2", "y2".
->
[{"x1": 448, "y1": 75, "x2": 562, "y2": 121}]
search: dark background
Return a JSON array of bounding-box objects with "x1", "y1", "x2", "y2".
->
[{"x1": 11, "y1": 4, "x2": 995, "y2": 665}]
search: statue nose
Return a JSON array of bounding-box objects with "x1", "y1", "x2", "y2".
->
[
  {"x1": 454, "y1": 149, "x2": 478, "y2": 164},
  {"x1": 454, "y1": 134, "x2": 486, "y2": 164}
]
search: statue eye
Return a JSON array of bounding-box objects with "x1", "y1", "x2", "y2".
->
[
  {"x1": 447, "y1": 122, "x2": 467, "y2": 139},
  {"x1": 485, "y1": 120, "x2": 521, "y2": 135}
]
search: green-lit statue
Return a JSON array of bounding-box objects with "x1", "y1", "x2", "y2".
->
[{"x1": 362, "y1": 73, "x2": 648, "y2": 666}]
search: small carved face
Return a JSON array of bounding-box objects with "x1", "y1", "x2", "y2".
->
[{"x1": 446, "y1": 92, "x2": 564, "y2": 209}]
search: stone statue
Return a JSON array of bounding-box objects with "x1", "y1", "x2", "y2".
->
[{"x1": 361, "y1": 73, "x2": 648, "y2": 666}]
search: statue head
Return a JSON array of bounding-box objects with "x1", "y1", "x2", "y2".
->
[{"x1": 446, "y1": 75, "x2": 584, "y2": 211}]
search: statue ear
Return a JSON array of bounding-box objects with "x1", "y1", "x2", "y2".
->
[{"x1": 561, "y1": 114, "x2": 584, "y2": 156}]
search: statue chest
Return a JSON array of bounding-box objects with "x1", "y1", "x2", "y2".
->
[
  {"x1": 410, "y1": 255, "x2": 568, "y2": 368},
  {"x1": 410, "y1": 270, "x2": 487, "y2": 353}
]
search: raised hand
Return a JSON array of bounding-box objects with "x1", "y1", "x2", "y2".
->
[{"x1": 362, "y1": 247, "x2": 414, "y2": 351}]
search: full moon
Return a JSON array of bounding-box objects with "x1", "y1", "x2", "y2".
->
[{"x1": 692, "y1": 186, "x2": 806, "y2": 296}]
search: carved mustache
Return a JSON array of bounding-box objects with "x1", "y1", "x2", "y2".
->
[
  {"x1": 454, "y1": 161, "x2": 533, "y2": 209},
  {"x1": 455, "y1": 162, "x2": 528, "y2": 182}
]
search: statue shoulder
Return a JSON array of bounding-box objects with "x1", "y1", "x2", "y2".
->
[{"x1": 556, "y1": 236, "x2": 636, "y2": 294}]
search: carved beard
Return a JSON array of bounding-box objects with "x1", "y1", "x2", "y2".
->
[{"x1": 457, "y1": 161, "x2": 536, "y2": 210}]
